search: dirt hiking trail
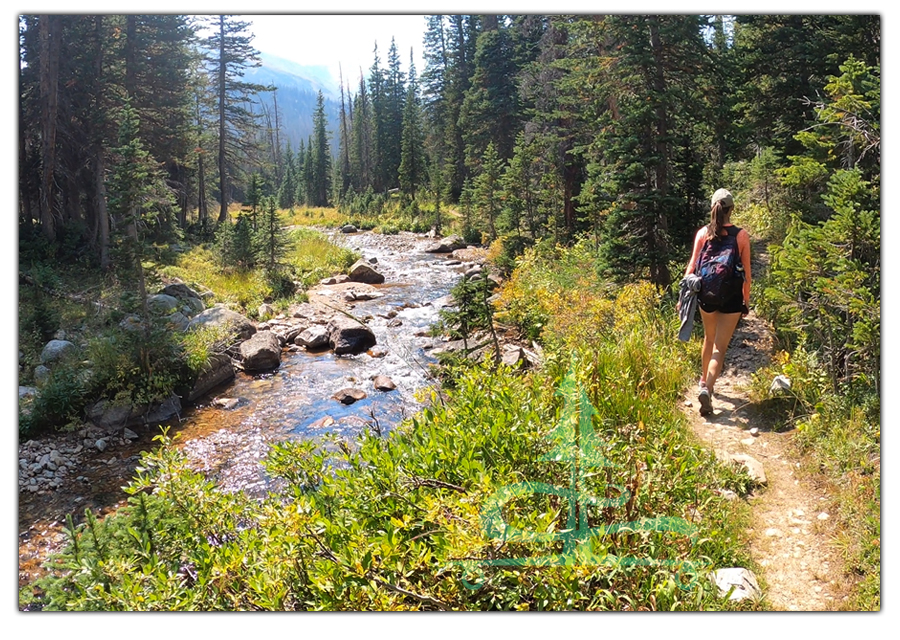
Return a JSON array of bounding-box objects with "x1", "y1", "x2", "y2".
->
[{"x1": 680, "y1": 290, "x2": 856, "y2": 609}]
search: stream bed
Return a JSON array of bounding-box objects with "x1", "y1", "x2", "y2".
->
[{"x1": 18, "y1": 230, "x2": 471, "y2": 597}]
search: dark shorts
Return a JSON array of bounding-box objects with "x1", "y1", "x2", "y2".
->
[{"x1": 699, "y1": 294, "x2": 743, "y2": 315}]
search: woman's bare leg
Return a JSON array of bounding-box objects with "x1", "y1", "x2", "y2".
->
[
  {"x1": 699, "y1": 310, "x2": 717, "y2": 386},
  {"x1": 703, "y1": 311, "x2": 741, "y2": 393}
]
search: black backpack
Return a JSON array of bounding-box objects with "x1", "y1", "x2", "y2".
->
[{"x1": 695, "y1": 226, "x2": 744, "y2": 305}]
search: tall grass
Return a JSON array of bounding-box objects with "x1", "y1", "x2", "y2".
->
[
  {"x1": 159, "y1": 228, "x2": 358, "y2": 314},
  {"x1": 36, "y1": 241, "x2": 758, "y2": 611}
]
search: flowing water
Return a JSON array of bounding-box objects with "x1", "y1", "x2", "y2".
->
[
  {"x1": 19, "y1": 230, "x2": 469, "y2": 596},
  {"x1": 177, "y1": 230, "x2": 465, "y2": 494}
]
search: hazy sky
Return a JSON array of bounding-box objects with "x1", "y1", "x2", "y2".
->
[{"x1": 245, "y1": 14, "x2": 429, "y2": 85}]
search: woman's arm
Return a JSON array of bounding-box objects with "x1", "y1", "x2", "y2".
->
[
  {"x1": 738, "y1": 228, "x2": 752, "y2": 306},
  {"x1": 684, "y1": 227, "x2": 707, "y2": 276}
]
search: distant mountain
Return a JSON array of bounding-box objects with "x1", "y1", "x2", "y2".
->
[{"x1": 245, "y1": 52, "x2": 343, "y2": 155}]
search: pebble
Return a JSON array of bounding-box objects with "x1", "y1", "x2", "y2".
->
[
  {"x1": 96, "y1": 438, "x2": 108, "y2": 452},
  {"x1": 749, "y1": 427, "x2": 759, "y2": 436},
  {"x1": 765, "y1": 528, "x2": 781, "y2": 537},
  {"x1": 818, "y1": 512, "x2": 830, "y2": 520}
]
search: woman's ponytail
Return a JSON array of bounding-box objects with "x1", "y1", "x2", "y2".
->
[{"x1": 707, "y1": 202, "x2": 727, "y2": 241}]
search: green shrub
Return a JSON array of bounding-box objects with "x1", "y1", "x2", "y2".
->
[
  {"x1": 36, "y1": 243, "x2": 755, "y2": 611},
  {"x1": 20, "y1": 362, "x2": 88, "y2": 435}
]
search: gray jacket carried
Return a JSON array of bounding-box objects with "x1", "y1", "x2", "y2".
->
[{"x1": 677, "y1": 274, "x2": 702, "y2": 342}]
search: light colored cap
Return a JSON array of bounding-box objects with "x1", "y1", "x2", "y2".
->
[{"x1": 711, "y1": 188, "x2": 734, "y2": 208}]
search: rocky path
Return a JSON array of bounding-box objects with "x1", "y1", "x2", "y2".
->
[{"x1": 680, "y1": 308, "x2": 855, "y2": 610}]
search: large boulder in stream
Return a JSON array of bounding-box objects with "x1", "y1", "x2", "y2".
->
[
  {"x1": 88, "y1": 394, "x2": 181, "y2": 433},
  {"x1": 295, "y1": 325, "x2": 331, "y2": 350},
  {"x1": 424, "y1": 234, "x2": 466, "y2": 253},
  {"x1": 327, "y1": 314, "x2": 377, "y2": 355},
  {"x1": 239, "y1": 330, "x2": 282, "y2": 371},
  {"x1": 348, "y1": 260, "x2": 385, "y2": 284},
  {"x1": 187, "y1": 305, "x2": 256, "y2": 341},
  {"x1": 187, "y1": 353, "x2": 235, "y2": 402}
]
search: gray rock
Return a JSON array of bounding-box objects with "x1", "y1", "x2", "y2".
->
[
  {"x1": 296, "y1": 325, "x2": 331, "y2": 350},
  {"x1": 327, "y1": 314, "x2": 377, "y2": 355},
  {"x1": 187, "y1": 354, "x2": 235, "y2": 403},
  {"x1": 144, "y1": 395, "x2": 181, "y2": 424},
  {"x1": 258, "y1": 303, "x2": 275, "y2": 319},
  {"x1": 272, "y1": 324, "x2": 305, "y2": 345},
  {"x1": 123, "y1": 428, "x2": 139, "y2": 440},
  {"x1": 344, "y1": 287, "x2": 383, "y2": 302},
  {"x1": 88, "y1": 400, "x2": 133, "y2": 432},
  {"x1": 40, "y1": 339, "x2": 76, "y2": 365},
  {"x1": 239, "y1": 330, "x2": 282, "y2": 371},
  {"x1": 727, "y1": 453, "x2": 767, "y2": 485},
  {"x1": 165, "y1": 311, "x2": 190, "y2": 331},
  {"x1": 95, "y1": 438, "x2": 108, "y2": 453},
  {"x1": 710, "y1": 568, "x2": 762, "y2": 601},
  {"x1": 332, "y1": 388, "x2": 367, "y2": 405},
  {"x1": 53, "y1": 329, "x2": 67, "y2": 341},
  {"x1": 341, "y1": 224, "x2": 358, "y2": 234},
  {"x1": 161, "y1": 282, "x2": 203, "y2": 302},
  {"x1": 373, "y1": 375, "x2": 396, "y2": 391},
  {"x1": 18, "y1": 386, "x2": 37, "y2": 400},
  {"x1": 212, "y1": 397, "x2": 241, "y2": 410},
  {"x1": 188, "y1": 305, "x2": 256, "y2": 341},
  {"x1": 464, "y1": 266, "x2": 483, "y2": 279},
  {"x1": 319, "y1": 274, "x2": 351, "y2": 286},
  {"x1": 33, "y1": 365, "x2": 51, "y2": 385},
  {"x1": 424, "y1": 234, "x2": 466, "y2": 253},
  {"x1": 348, "y1": 260, "x2": 386, "y2": 284},
  {"x1": 147, "y1": 294, "x2": 180, "y2": 315},
  {"x1": 501, "y1": 345, "x2": 527, "y2": 368},
  {"x1": 770, "y1": 374, "x2": 792, "y2": 394},
  {"x1": 367, "y1": 256, "x2": 378, "y2": 264}
]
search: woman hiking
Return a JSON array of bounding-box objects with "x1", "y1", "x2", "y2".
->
[{"x1": 683, "y1": 188, "x2": 751, "y2": 416}]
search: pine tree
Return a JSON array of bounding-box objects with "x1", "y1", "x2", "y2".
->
[
  {"x1": 309, "y1": 91, "x2": 332, "y2": 206},
  {"x1": 350, "y1": 71, "x2": 375, "y2": 193},
  {"x1": 106, "y1": 98, "x2": 175, "y2": 349},
  {"x1": 399, "y1": 52, "x2": 425, "y2": 201},
  {"x1": 473, "y1": 142, "x2": 504, "y2": 241},
  {"x1": 571, "y1": 15, "x2": 710, "y2": 286},
  {"x1": 254, "y1": 196, "x2": 289, "y2": 273},
  {"x1": 203, "y1": 15, "x2": 268, "y2": 223},
  {"x1": 459, "y1": 23, "x2": 519, "y2": 169},
  {"x1": 368, "y1": 43, "x2": 387, "y2": 192},
  {"x1": 277, "y1": 143, "x2": 297, "y2": 209},
  {"x1": 383, "y1": 38, "x2": 406, "y2": 189},
  {"x1": 246, "y1": 172, "x2": 265, "y2": 229}
]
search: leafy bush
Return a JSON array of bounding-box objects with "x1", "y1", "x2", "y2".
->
[
  {"x1": 36, "y1": 243, "x2": 755, "y2": 611},
  {"x1": 20, "y1": 362, "x2": 88, "y2": 435}
]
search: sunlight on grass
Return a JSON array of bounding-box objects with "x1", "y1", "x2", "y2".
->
[{"x1": 282, "y1": 206, "x2": 348, "y2": 228}]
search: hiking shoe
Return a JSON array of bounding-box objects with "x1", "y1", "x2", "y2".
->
[{"x1": 698, "y1": 387, "x2": 713, "y2": 416}]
